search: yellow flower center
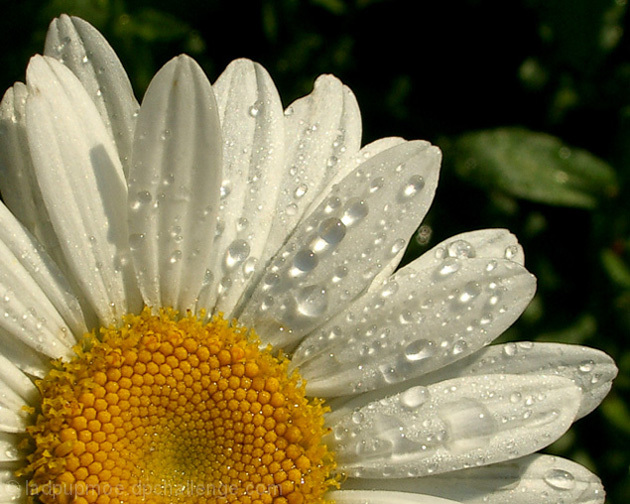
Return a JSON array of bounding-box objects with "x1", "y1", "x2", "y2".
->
[{"x1": 19, "y1": 308, "x2": 336, "y2": 504}]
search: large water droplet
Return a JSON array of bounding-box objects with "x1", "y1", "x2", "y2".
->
[
  {"x1": 294, "y1": 184, "x2": 308, "y2": 199},
  {"x1": 318, "y1": 218, "x2": 346, "y2": 247},
  {"x1": 292, "y1": 248, "x2": 318, "y2": 274},
  {"x1": 342, "y1": 198, "x2": 369, "y2": 226},
  {"x1": 448, "y1": 240, "x2": 476, "y2": 258},
  {"x1": 438, "y1": 258, "x2": 461, "y2": 276},
  {"x1": 294, "y1": 286, "x2": 328, "y2": 318},
  {"x1": 438, "y1": 399, "x2": 497, "y2": 454},
  {"x1": 400, "y1": 386, "x2": 430, "y2": 409},
  {"x1": 399, "y1": 174, "x2": 425, "y2": 200},
  {"x1": 543, "y1": 469, "x2": 576, "y2": 491},
  {"x1": 404, "y1": 339, "x2": 434, "y2": 362},
  {"x1": 459, "y1": 281, "x2": 481, "y2": 303},
  {"x1": 225, "y1": 240, "x2": 251, "y2": 269},
  {"x1": 169, "y1": 250, "x2": 182, "y2": 264}
]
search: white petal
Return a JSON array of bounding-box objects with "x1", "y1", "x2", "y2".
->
[
  {"x1": 129, "y1": 55, "x2": 222, "y2": 312},
  {"x1": 0, "y1": 353, "x2": 38, "y2": 404},
  {"x1": 344, "y1": 454, "x2": 605, "y2": 504},
  {"x1": 0, "y1": 202, "x2": 87, "y2": 337},
  {"x1": 197, "y1": 59, "x2": 284, "y2": 316},
  {"x1": 25, "y1": 56, "x2": 140, "y2": 325},
  {"x1": 418, "y1": 342, "x2": 617, "y2": 419},
  {"x1": 261, "y1": 74, "x2": 362, "y2": 260},
  {"x1": 329, "y1": 490, "x2": 460, "y2": 504},
  {"x1": 0, "y1": 432, "x2": 25, "y2": 462},
  {"x1": 0, "y1": 83, "x2": 64, "y2": 259},
  {"x1": 0, "y1": 238, "x2": 77, "y2": 360},
  {"x1": 295, "y1": 257, "x2": 535, "y2": 397},
  {"x1": 328, "y1": 374, "x2": 580, "y2": 478},
  {"x1": 240, "y1": 141, "x2": 441, "y2": 347},
  {"x1": 0, "y1": 474, "x2": 24, "y2": 503},
  {"x1": 44, "y1": 15, "x2": 139, "y2": 173}
]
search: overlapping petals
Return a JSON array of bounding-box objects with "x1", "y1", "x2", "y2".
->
[{"x1": 0, "y1": 14, "x2": 616, "y2": 504}]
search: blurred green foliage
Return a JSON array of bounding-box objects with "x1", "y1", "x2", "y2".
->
[{"x1": 0, "y1": 0, "x2": 629, "y2": 502}]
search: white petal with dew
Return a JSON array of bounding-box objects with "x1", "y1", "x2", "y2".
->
[
  {"x1": 44, "y1": 15, "x2": 139, "y2": 174},
  {"x1": 199, "y1": 59, "x2": 284, "y2": 316},
  {"x1": 241, "y1": 141, "x2": 441, "y2": 348},
  {"x1": 261, "y1": 74, "x2": 362, "y2": 260},
  {"x1": 0, "y1": 473, "x2": 24, "y2": 503},
  {"x1": 0, "y1": 234, "x2": 77, "y2": 361},
  {"x1": 129, "y1": 55, "x2": 222, "y2": 312},
  {"x1": 329, "y1": 490, "x2": 460, "y2": 504},
  {"x1": 418, "y1": 342, "x2": 617, "y2": 420},
  {"x1": 0, "y1": 202, "x2": 87, "y2": 338},
  {"x1": 410, "y1": 229, "x2": 525, "y2": 273},
  {"x1": 0, "y1": 432, "x2": 25, "y2": 462},
  {"x1": 0, "y1": 353, "x2": 38, "y2": 405},
  {"x1": 328, "y1": 374, "x2": 580, "y2": 478},
  {"x1": 295, "y1": 257, "x2": 535, "y2": 397},
  {"x1": 343, "y1": 454, "x2": 605, "y2": 504},
  {"x1": 0, "y1": 83, "x2": 64, "y2": 262},
  {"x1": 25, "y1": 56, "x2": 140, "y2": 326}
]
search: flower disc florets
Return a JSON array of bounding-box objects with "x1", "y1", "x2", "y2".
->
[{"x1": 20, "y1": 308, "x2": 336, "y2": 504}]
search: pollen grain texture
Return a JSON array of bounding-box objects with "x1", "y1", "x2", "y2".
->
[{"x1": 20, "y1": 308, "x2": 336, "y2": 504}]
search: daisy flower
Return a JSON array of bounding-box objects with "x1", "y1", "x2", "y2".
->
[{"x1": 0, "y1": 14, "x2": 617, "y2": 504}]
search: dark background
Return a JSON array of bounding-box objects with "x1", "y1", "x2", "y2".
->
[{"x1": 0, "y1": 0, "x2": 628, "y2": 502}]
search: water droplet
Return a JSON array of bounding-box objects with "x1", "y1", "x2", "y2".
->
[
  {"x1": 400, "y1": 386, "x2": 430, "y2": 409},
  {"x1": 504, "y1": 245, "x2": 519, "y2": 260},
  {"x1": 327, "y1": 156, "x2": 338, "y2": 168},
  {"x1": 578, "y1": 360, "x2": 595, "y2": 373},
  {"x1": 160, "y1": 129, "x2": 171, "y2": 141},
  {"x1": 404, "y1": 339, "x2": 434, "y2": 362},
  {"x1": 438, "y1": 399, "x2": 497, "y2": 454},
  {"x1": 286, "y1": 203, "x2": 298, "y2": 216},
  {"x1": 452, "y1": 339, "x2": 468, "y2": 355},
  {"x1": 486, "y1": 260, "x2": 498, "y2": 272},
  {"x1": 220, "y1": 180, "x2": 232, "y2": 199},
  {"x1": 242, "y1": 257, "x2": 258, "y2": 278},
  {"x1": 225, "y1": 240, "x2": 251, "y2": 269},
  {"x1": 294, "y1": 285, "x2": 328, "y2": 318},
  {"x1": 459, "y1": 281, "x2": 481, "y2": 303},
  {"x1": 129, "y1": 233, "x2": 145, "y2": 250},
  {"x1": 292, "y1": 248, "x2": 318, "y2": 274},
  {"x1": 509, "y1": 392, "x2": 522, "y2": 403},
  {"x1": 370, "y1": 177, "x2": 384, "y2": 193},
  {"x1": 503, "y1": 343, "x2": 517, "y2": 356},
  {"x1": 81, "y1": 54, "x2": 89, "y2": 64},
  {"x1": 448, "y1": 240, "x2": 476, "y2": 258},
  {"x1": 438, "y1": 258, "x2": 460, "y2": 276},
  {"x1": 169, "y1": 250, "x2": 182, "y2": 264},
  {"x1": 390, "y1": 238, "x2": 406, "y2": 256},
  {"x1": 399, "y1": 174, "x2": 425, "y2": 200},
  {"x1": 324, "y1": 196, "x2": 341, "y2": 213},
  {"x1": 544, "y1": 469, "x2": 576, "y2": 491},
  {"x1": 294, "y1": 184, "x2": 308, "y2": 199},
  {"x1": 248, "y1": 100, "x2": 263, "y2": 117},
  {"x1": 284, "y1": 106, "x2": 294, "y2": 117},
  {"x1": 318, "y1": 218, "x2": 346, "y2": 247},
  {"x1": 351, "y1": 411, "x2": 364, "y2": 424},
  {"x1": 342, "y1": 198, "x2": 369, "y2": 226},
  {"x1": 237, "y1": 217, "x2": 249, "y2": 232}
]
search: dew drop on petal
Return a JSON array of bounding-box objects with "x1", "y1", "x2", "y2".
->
[
  {"x1": 400, "y1": 386, "x2": 430, "y2": 409},
  {"x1": 399, "y1": 175, "x2": 425, "y2": 200},
  {"x1": 294, "y1": 184, "x2": 308, "y2": 199},
  {"x1": 390, "y1": 238, "x2": 406, "y2": 256},
  {"x1": 225, "y1": 240, "x2": 251, "y2": 269},
  {"x1": 292, "y1": 248, "x2": 318, "y2": 273},
  {"x1": 543, "y1": 469, "x2": 576, "y2": 491},
  {"x1": 341, "y1": 198, "x2": 369, "y2": 226},
  {"x1": 404, "y1": 339, "x2": 434, "y2": 362},
  {"x1": 438, "y1": 258, "x2": 461, "y2": 276},
  {"x1": 294, "y1": 285, "x2": 328, "y2": 318},
  {"x1": 318, "y1": 218, "x2": 346, "y2": 246},
  {"x1": 447, "y1": 240, "x2": 476, "y2": 259},
  {"x1": 169, "y1": 250, "x2": 182, "y2": 264}
]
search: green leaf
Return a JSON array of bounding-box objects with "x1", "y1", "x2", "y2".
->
[{"x1": 450, "y1": 127, "x2": 617, "y2": 208}]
